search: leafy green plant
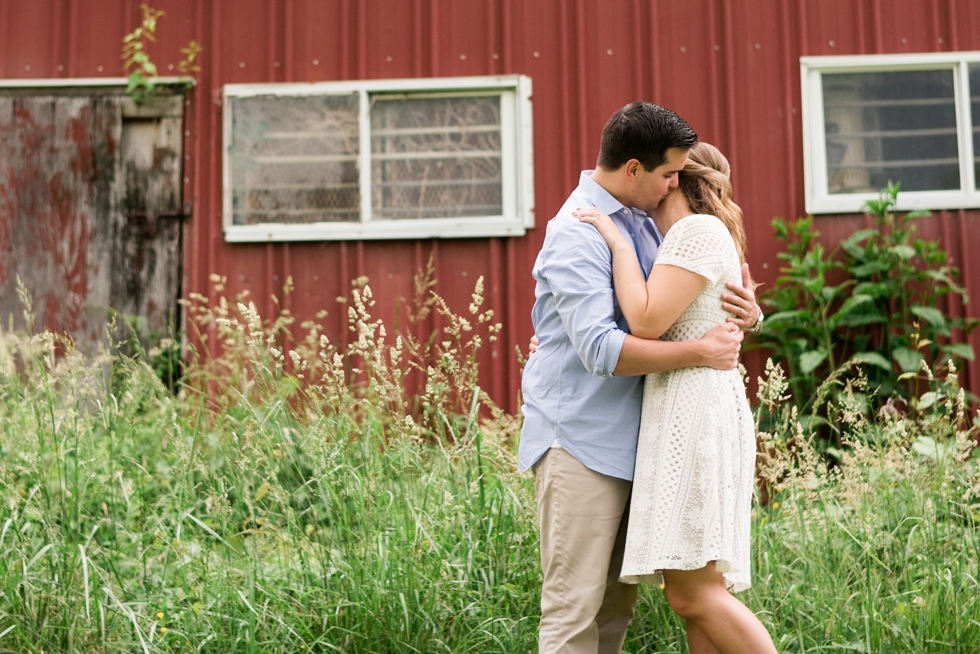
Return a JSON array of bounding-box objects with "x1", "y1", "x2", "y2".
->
[
  {"x1": 122, "y1": 4, "x2": 201, "y2": 102},
  {"x1": 757, "y1": 182, "x2": 977, "y2": 414}
]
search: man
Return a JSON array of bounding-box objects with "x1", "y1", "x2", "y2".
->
[{"x1": 519, "y1": 102, "x2": 761, "y2": 654}]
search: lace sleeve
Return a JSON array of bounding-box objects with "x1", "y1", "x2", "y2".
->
[{"x1": 654, "y1": 214, "x2": 733, "y2": 285}]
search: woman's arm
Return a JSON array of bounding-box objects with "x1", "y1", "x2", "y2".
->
[{"x1": 575, "y1": 208, "x2": 708, "y2": 340}]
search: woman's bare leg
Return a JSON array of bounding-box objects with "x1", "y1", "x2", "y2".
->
[
  {"x1": 661, "y1": 563, "x2": 776, "y2": 654},
  {"x1": 686, "y1": 621, "x2": 722, "y2": 654}
]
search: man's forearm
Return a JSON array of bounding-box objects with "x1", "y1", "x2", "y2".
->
[{"x1": 612, "y1": 334, "x2": 704, "y2": 376}]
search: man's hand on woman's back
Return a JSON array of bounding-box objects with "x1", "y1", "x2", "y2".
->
[{"x1": 721, "y1": 263, "x2": 762, "y2": 331}]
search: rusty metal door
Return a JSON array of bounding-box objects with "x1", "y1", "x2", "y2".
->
[{"x1": 0, "y1": 89, "x2": 185, "y2": 353}]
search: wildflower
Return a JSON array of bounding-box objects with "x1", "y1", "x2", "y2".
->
[
  {"x1": 659, "y1": 584, "x2": 665, "y2": 590},
  {"x1": 773, "y1": 502, "x2": 780, "y2": 510},
  {"x1": 157, "y1": 612, "x2": 165, "y2": 619},
  {"x1": 160, "y1": 627, "x2": 168, "y2": 634}
]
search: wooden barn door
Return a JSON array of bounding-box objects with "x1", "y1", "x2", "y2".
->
[{"x1": 0, "y1": 89, "x2": 185, "y2": 353}]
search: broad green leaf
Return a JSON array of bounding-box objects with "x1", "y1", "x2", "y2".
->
[
  {"x1": 820, "y1": 285, "x2": 839, "y2": 302},
  {"x1": 912, "y1": 436, "x2": 942, "y2": 460},
  {"x1": 892, "y1": 346, "x2": 922, "y2": 373},
  {"x1": 765, "y1": 310, "x2": 806, "y2": 325},
  {"x1": 825, "y1": 447, "x2": 845, "y2": 461},
  {"x1": 850, "y1": 260, "x2": 891, "y2": 277},
  {"x1": 842, "y1": 229, "x2": 878, "y2": 246},
  {"x1": 837, "y1": 294, "x2": 873, "y2": 315},
  {"x1": 848, "y1": 352, "x2": 891, "y2": 370},
  {"x1": 909, "y1": 305, "x2": 947, "y2": 329},
  {"x1": 888, "y1": 245, "x2": 915, "y2": 260},
  {"x1": 925, "y1": 269, "x2": 967, "y2": 294},
  {"x1": 841, "y1": 229, "x2": 878, "y2": 259},
  {"x1": 836, "y1": 306, "x2": 887, "y2": 327},
  {"x1": 917, "y1": 391, "x2": 938, "y2": 411},
  {"x1": 941, "y1": 342, "x2": 975, "y2": 361},
  {"x1": 852, "y1": 281, "x2": 891, "y2": 298},
  {"x1": 799, "y1": 349, "x2": 827, "y2": 375}
]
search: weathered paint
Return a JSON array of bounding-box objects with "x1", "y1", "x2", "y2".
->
[
  {"x1": 113, "y1": 95, "x2": 185, "y2": 341},
  {"x1": 0, "y1": 89, "x2": 184, "y2": 353},
  {"x1": 0, "y1": 95, "x2": 114, "y2": 347},
  {"x1": 2, "y1": 0, "x2": 980, "y2": 407}
]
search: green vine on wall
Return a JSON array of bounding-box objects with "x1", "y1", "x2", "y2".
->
[{"x1": 122, "y1": 4, "x2": 201, "y2": 102}]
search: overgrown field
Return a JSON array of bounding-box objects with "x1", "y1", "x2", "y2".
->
[{"x1": 0, "y1": 284, "x2": 977, "y2": 653}]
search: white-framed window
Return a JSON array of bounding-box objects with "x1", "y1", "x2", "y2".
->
[
  {"x1": 801, "y1": 51, "x2": 980, "y2": 214},
  {"x1": 222, "y1": 75, "x2": 534, "y2": 241}
]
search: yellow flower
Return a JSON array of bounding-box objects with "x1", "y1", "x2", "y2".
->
[
  {"x1": 773, "y1": 502, "x2": 780, "y2": 510},
  {"x1": 161, "y1": 627, "x2": 168, "y2": 634},
  {"x1": 157, "y1": 612, "x2": 165, "y2": 619},
  {"x1": 659, "y1": 584, "x2": 665, "y2": 590}
]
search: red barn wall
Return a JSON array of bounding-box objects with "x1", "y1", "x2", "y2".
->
[{"x1": 2, "y1": 0, "x2": 980, "y2": 411}]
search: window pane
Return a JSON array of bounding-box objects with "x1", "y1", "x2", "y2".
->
[
  {"x1": 229, "y1": 94, "x2": 360, "y2": 225},
  {"x1": 822, "y1": 69, "x2": 959, "y2": 194},
  {"x1": 371, "y1": 95, "x2": 502, "y2": 220},
  {"x1": 971, "y1": 64, "x2": 980, "y2": 191}
]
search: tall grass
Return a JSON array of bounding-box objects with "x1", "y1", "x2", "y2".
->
[{"x1": 0, "y1": 275, "x2": 977, "y2": 652}]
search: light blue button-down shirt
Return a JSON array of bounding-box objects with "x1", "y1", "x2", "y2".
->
[{"x1": 519, "y1": 171, "x2": 663, "y2": 481}]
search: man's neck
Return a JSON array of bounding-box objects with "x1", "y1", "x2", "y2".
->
[{"x1": 589, "y1": 168, "x2": 630, "y2": 208}]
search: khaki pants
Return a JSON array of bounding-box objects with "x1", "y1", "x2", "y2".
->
[{"x1": 535, "y1": 448, "x2": 638, "y2": 654}]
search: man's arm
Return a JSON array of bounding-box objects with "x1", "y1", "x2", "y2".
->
[{"x1": 612, "y1": 322, "x2": 744, "y2": 376}]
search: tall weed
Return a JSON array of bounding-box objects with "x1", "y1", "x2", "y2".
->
[{"x1": 0, "y1": 271, "x2": 977, "y2": 652}]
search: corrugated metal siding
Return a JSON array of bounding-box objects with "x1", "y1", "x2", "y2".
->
[{"x1": 3, "y1": 0, "x2": 980, "y2": 410}]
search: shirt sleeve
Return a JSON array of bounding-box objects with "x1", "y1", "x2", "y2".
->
[
  {"x1": 654, "y1": 214, "x2": 731, "y2": 285},
  {"x1": 538, "y1": 219, "x2": 626, "y2": 377}
]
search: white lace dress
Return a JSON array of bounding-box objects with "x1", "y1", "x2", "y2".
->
[{"x1": 619, "y1": 214, "x2": 756, "y2": 592}]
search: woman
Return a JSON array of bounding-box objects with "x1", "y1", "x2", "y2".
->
[{"x1": 574, "y1": 142, "x2": 776, "y2": 654}]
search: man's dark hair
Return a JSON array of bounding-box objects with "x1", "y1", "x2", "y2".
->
[{"x1": 596, "y1": 102, "x2": 698, "y2": 172}]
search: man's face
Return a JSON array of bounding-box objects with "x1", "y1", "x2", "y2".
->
[{"x1": 631, "y1": 147, "x2": 689, "y2": 213}]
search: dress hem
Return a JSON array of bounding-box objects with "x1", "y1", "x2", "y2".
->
[{"x1": 620, "y1": 556, "x2": 751, "y2": 593}]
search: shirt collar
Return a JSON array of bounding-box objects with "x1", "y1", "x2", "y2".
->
[
  {"x1": 578, "y1": 171, "x2": 628, "y2": 217},
  {"x1": 577, "y1": 171, "x2": 662, "y2": 242}
]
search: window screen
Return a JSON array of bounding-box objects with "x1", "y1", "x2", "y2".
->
[
  {"x1": 821, "y1": 69, "x2": 959, "y2": 195},
  {"x1": 370, "y1": 95, "x2": 502, "y2": 220},
  {"x1": 229, "y1": 93, "x2": 360, "y2": 225}
]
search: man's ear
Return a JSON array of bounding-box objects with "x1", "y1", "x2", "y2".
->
[{"x1": 624, "y1": 159, "x2": 641, "y2": 182}]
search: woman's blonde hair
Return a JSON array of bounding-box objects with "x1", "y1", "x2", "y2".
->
[{"x1": 678, "y1": 142, "x2": 746, "y2": 262}]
